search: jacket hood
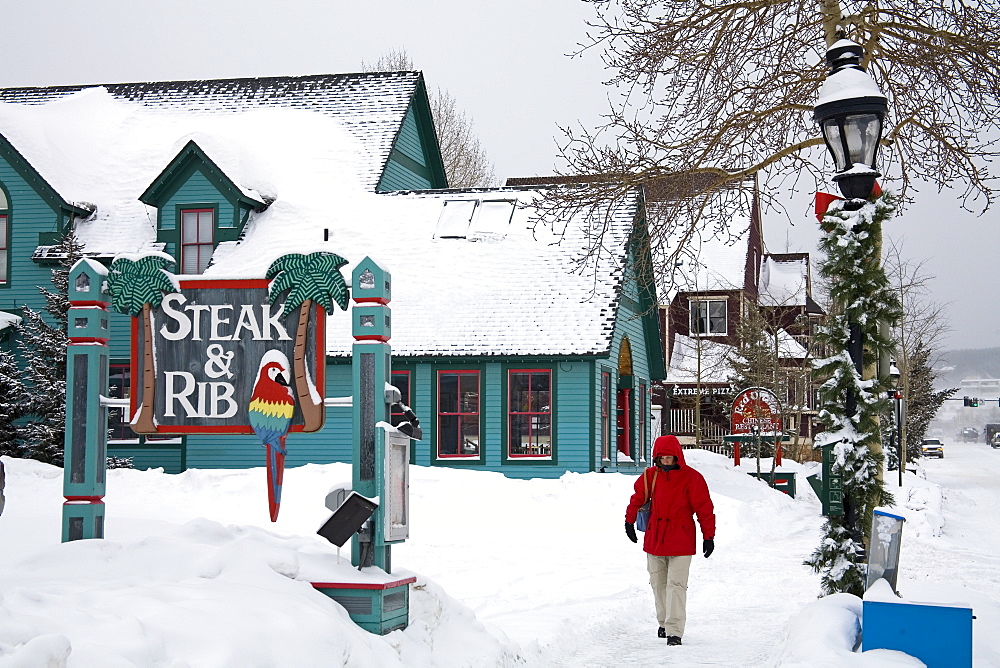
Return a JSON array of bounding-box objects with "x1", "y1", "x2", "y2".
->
[{"x1": 652, "y1": 435, "x2": 686, "y2": 466}]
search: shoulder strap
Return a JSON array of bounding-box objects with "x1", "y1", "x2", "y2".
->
[{"x1": 643, "y1": 467, "x2": 657, "y2": 503}]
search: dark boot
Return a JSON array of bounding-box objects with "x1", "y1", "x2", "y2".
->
[
  {"x1": 666, "y1": 636, "x2": 682, "y2": 646},
  {"x1": 657, "y1": 627, "x2": 666, "y2": 638}
]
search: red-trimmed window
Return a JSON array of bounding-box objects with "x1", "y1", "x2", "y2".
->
[
  {"x1": 0, "y1": 215, "x2": 8, "y2": 284},
  {"x1": 601, "y1": 371, "x2": 611, "y2": 461},
  {"x1": 437, "y1": 370, "x2": 480, "y2": 457},
  {"x1": 638, "y1": 383, "x2": 647, "y2": 462},
  {"x1": 108, "y1": 363, "x2": 136, "y2": 441},
  {"x1": 390, "y1": 370, "x2": 411, "y2": 428},
  {"x1": 508, "y1": 369, "x2": 552, "y2": 458},
  {"x1": 180, "y1": 209, "x2": 214, "y2": 274}
]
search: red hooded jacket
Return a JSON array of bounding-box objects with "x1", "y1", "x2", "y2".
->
[{"x1": 625, "y1": 435, "x2": 716, "y2": 556}]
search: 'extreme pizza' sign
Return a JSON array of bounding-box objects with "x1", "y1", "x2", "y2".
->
[
  {"x1": 730, "y1": 387, "x2": 783, "y2": 435},
  {"x1": 129, "y1": 278, "x2": 325, "y2": 434}
]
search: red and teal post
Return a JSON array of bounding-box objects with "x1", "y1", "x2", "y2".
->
[{"x1": 62, "y1": 259, "x2": 112, "y2": 542}]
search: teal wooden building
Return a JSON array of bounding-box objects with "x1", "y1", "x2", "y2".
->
[{"x1": 0, "y1": 72, "x2": 663, "y2": 479}]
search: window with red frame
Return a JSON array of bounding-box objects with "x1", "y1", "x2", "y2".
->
[
  {"x1": 638, "y1": 383, "x2": 647, "y2": 462},
  {"x1": 601, "y1": 371, "x2": 611, "y2": 461},
  {"x1": 390, "y1": 370, "x2": 411, "y2": 427},
  {"x1": 108, "y1": 363, "x2": 136, "y2": 441},
  {"x1": 437, "y1": 370, "x2": 480, "y2": 457},
  {"x1": 0, "y1": 214, "x2": 8, "y2": 284},
  {"x1": 508, "y1": 370, "x2": 552, "y2": 457},
  {"x1": 180, "y1": 209, "x2": 214, "y2": 274}
]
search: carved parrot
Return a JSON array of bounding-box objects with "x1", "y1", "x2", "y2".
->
[{"x1": 248, "y1": 350, "x2": 295, "y2": 522}]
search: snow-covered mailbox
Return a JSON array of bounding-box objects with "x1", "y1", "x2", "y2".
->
[{"x1": 862, "y1": 511, "x2": 973, "y2": 667}]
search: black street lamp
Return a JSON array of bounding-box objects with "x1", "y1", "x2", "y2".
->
[{"x1": 814, "y1": 40, "x2": 888, "y2": 201}]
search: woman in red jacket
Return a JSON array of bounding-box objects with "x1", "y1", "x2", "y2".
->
[{"x1": 625, "y1": 434, "x2": 716, "y2": 646}]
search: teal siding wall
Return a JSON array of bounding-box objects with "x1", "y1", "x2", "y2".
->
[
  {"x1": 379, "y1": 160, "x2": 434, "y2": 192},
  {"x1": 602, "y1": 256, "x2": 655, "y2": 475},
  {"x1": 377, "y1": 107, "x2": 439, "y2": 192},
  {"x1": 0, "y1": 161, "x2": 62, "y2": 324}
]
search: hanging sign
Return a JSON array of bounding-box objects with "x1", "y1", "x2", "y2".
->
[
  {"x1": 731, "y1": 387, "x2": 783, "y2": 435},
  {"x1": 129, "y1": 278, "x2": 325, "y2": 434}
]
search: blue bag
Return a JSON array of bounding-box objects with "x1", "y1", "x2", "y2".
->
[{"x1": 636, "y1": 468, "x2": 656, "y2": 532}]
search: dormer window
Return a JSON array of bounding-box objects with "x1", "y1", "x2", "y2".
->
[{"x1": 181, "y1": 208, "x2": 215, "y2": 274}]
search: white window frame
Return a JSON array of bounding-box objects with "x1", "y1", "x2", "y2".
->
[{"x1": 689, "y1": 298, "x2": 728, "y2": 336}]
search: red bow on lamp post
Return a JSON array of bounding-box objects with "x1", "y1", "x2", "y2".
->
[{"x1": 814, "y1": 182, "x2": 883, "y2": 223}]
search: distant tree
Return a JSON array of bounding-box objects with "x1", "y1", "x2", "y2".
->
[
  {"x1": 904, "y1": 341, "x2": 956, "y2": 460},
  {"x1": 882, "y1": 239, "x2": 953, "y2": 465},
  {"x1": 16, "y1": 231, "x2": 84, "y2": 464},
  {"x1": 0, "y1": 347, "x2": 25, "y2": 457},
  {"x1": 362, "y1": 48, "x2": 497, "y2": 188}
]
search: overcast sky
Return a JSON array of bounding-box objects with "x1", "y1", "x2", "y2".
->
[{"x1": 5, "y1": 0, "x2": 996, "y2": 352}]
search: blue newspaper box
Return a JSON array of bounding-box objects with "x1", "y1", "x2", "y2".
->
[{"x1": 862, "y1": 580, "x2": 973, "y2": 667}]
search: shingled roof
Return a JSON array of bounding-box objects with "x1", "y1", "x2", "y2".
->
[{"x1": 0, "y1": 72, "x2": 424, "y2": 192}]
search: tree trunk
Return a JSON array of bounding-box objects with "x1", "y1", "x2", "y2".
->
[
  {"x1": 294, "y1": 299, "x2": 324, "y2": 432},
  {"x1": 133, "y1": 302, "x2": 157, "y2": 434},
  {"x1": 819, "y1": 0, "x2": 843, "y2": 47}
]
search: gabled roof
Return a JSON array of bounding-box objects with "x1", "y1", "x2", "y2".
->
[
  {"x1": 0, "y1": 71, "x2": 433, "y2": 192},
  {"x1": 140, "y1": 140, "x2": 268, "y2": 210},
  {"x1": 0, "y1": 132, "x2": 93, "y2": 218}
]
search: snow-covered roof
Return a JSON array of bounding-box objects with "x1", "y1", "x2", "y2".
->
[
  {"x1": 664, "y1": 333, "x2": 734, "y2": 384},
  {"x1": 758, "y1": 255, "x2": 808, "y2": 307},
  {"x1": 0, "y1": 87, "x2": 640, "y2": 358},
  {"x1": 659, "y1": 219, "x2": 750, "y2": 300},
  {"x1": 0, "y1": 88, "x2": 373, "y2": 256},
  {"x1": 0, "y1": 311, "x2": 21, "y2": 332},
  {"x1": 274, "y1": 187, "x2": 638, "y2": 358},
  {"x1": 775, "y1": 329, "x2": 808, "y2": 359},
  {"x1": 0, "y1": 72, "x2": 420, "y2": 193}
]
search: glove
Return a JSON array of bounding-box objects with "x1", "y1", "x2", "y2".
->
[
  {"x1": 625, "y1": 522, "x2": 638, "y2": 543},
  {"x1": 703, "y1": 538, "x2": 715, "y2": 558}
]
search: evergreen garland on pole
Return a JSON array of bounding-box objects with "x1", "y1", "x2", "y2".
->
[{"x1": 805, "y1": 191, "x2": 902, "y2": 596}]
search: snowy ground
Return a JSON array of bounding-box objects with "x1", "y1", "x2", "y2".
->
[{"x1": 1, "y1": 441, "x2": 998, "y2": 666}]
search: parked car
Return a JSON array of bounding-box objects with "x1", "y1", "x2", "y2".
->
[{"x1": 921, "y1": 438, "x2": 945, "y2": 459}]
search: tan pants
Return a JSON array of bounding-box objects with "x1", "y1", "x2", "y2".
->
[{"x1": 647, "y1": 553, "x2": 692, "y2": 637}]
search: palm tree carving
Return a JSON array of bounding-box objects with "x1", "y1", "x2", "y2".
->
[
  {"x1": 266, "y1": 252, "x2": 349, "y2": 432},
  {"x1": 108, "y1": 254, "x2": 177, "y2": 434}
]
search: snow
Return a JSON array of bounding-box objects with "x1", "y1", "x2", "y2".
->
[
  {"x1": 759, "y1": 255, "x2": 808, "y2": 307},
  {"x1": 665, "y1": 332, "x2": 735, "y2": 383},
  {"x1": 2, "y1": 440, "x2": 997, "y2": 666},
  {"x1": 660, "y1": 218, "x2": 752, "y2": 299},
  {"x1": 0, "y1": 311, "x2": 20, "y2": 331},
  {"x1": 0, "y1": 90, "x2": 638, "y2": 359}
]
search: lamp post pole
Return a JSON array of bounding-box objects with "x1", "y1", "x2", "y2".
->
[{"x1": 813, "y1": 39, "x2": 889, "y2": 540}]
